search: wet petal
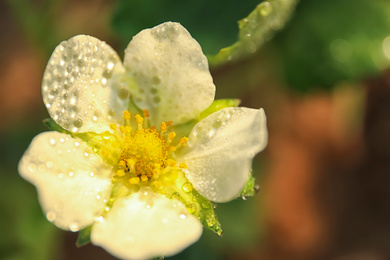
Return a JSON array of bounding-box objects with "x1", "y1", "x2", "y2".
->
[
  {"x1": 91, "y1": 187, "x2": 202, "y2": 259},
  {"x1": 124, "y1": 22, "x2": 215, "y2": 126},
  {"x1": 179, "y1": 107, "x2": 267, "y2": 202},
  {"x1": 42, "y1": 35, "x2": 127, "y2": 133},
  {"x1": 18, "y1": 132, "x2": 112, "y2": 231}
]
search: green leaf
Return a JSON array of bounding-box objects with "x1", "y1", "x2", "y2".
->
[
  {"x1": 272, "y1": 0, "x2": 390, "y2": 92},
  {"x1": 76, "y1": 225, "x2": 92, "y2": 247},
  {"x1": 208, "y1": 0, "x2": 299, "y2": 66}
]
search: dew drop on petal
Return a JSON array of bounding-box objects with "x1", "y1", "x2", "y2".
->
[
  {"x1": 46, "y1": 211, "x2": 56, "y2": 222},
  {"x1": 69, "y1": 222, "x2": 79, "y2": 232}
]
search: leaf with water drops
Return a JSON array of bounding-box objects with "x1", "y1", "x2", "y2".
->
[{"x1": 208, "y1": 0, "x2": 299, "y2": 66}]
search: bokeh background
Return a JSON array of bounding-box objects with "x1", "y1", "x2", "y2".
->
[{"x1": 1, "y1": 0, "x2": 390, "y2": 259}]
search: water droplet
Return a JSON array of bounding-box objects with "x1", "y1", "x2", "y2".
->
[
  {"x1": 182, "y1": 182, "x2": 193, "y2": 193},
  {"x1": 212, "y1": 120, "x2": 222, "y2": 129},
  {"x1": 69, "y1": 171, "x2": 74, "y2": 177},
  {"x1": 46, "y1": 211, "x2": 56, "y2": 221},
  {"x1": 152, "y1": 76, "x2": 161, "y2": 85},
  {"x1": 96, "y1": 195, "x2": 101, "y2": 200},
  {"x1": 118, "y1": 88, "x2": 129, "y2": 100},
  {"x1": 74, "y1": 141, "x2": 80, "y2": 147},
  {"x1": 27, "y1": 163, "x2": 37, "y2": 173},
  {"x1": 162, "y1": 218, "x2": 168, "y2": 224},
  {"x1": 153, "y1": 96, "x2": 161, "y2": 104},
  {"x1": 49, "y1": 139, "x2": 56, "y2": 146},
  {"x1": 107, "y1": 62, "x2": 114, "y2": 70},
  {"x1": 187, "y1": 204, "x2": 196, "y2": 214},
  {"x1": 69, "y1": 222, "x2": 79, "y2": 232},
  {"x1": 89, "y1": 171, "x2": 94, "y2": 177},
  {"x1": 171, "y1": 192, "x2": 180, "y2": 200},
  {"x1": 73, "y1": 118, "x2": 83, "y2": 128},
  {"x1": 258, "y1": 1, "x2": 272, "y2": 16},
  {"x1": 58, "y1": 173, "x2": 64, "y2": 179},
  {"x1": 103, "y1": 69, "x2": 112, "y2": 79},
  {"x1": 179, "y1": 214, "x2": 186, "y2": 220},
  {"x1": 46, "y1": 161, "x2": 53, "y2": 168}
]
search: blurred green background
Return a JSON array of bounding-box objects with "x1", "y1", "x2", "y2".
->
[{"x1": 1, "y1": 0, "x2": 390, "y2": 259}]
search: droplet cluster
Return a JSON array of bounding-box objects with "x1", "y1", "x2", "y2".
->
[
  {"x1": 42, "y1": 35, "x2": 127, "y2": 133},
  {"x1": 123, "y1": 22, "x2": 215, "y2": 126}
]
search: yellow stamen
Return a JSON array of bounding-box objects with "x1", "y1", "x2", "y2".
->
[
  {"x1": 123, "y1": 111, "x2": 131, "y2": 120},
  {"x1": 129, "y1": 177, "x2": 140, "y2": 184},
  {"x1": 136, "y1": 114, "x2": 144, "y2": 129},
  {"x1": 180, "y1": 137, "x2": 189, "y2": 146},
  {"x1": 142, "y1": 109, "x2": 150, "y2": 118},
  {"x1": 127, "y1": 158, "x2": 136, "y2": 166},
  {"x1": 179, "y1": 162, "x2": 187, "y2": 169},
  {"x1": 166, "y1": 121, "x2": 173, "y2": 127},
  {"x1": 166, "y1": 159, "x2": 176, "y2": 167},
  {"x1": 168, "y1": 146, "x2": 177, "y2": 152},
  {"x1": 116, "y1": 169, "x2": 125, "y2": 177},
  {"x1": 168, "y1": 132, "x2": 176, "y2": 141},
  {"x1": 110, "y1": 124, "x2": 117, "y2": 131},
  {"x1": 141, "y1": 175, "x2": 149, "y2": 182},
  {"x1": 160, "y1": 122, "x2": 167, "y2": 133},
  {"x1": 118, "y1": 160, "x2": 126, "y2": 167}
]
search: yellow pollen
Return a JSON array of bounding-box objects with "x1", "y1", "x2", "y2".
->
[
  {"x1": 127, "y1": 158, "x2": 136, "y2": 166},
  {"x1": 180, "y1": 137, "x2": 189, "y2": 146},
  {"x1": 118, "y1": 160, "x2": 126, "y2": 167},
  {"x1": 123, "y1": 111, "x2": 131, "y2": 120},
  {"x1": 160, "y1": 122, "x2": 167, "y2": 133},
  {"x1": 168, "y1": 146, "x2": 177, "y2": 152},
  {"x1": 167, "y1": 159, "x2": 176, "y2": 167},
  {"x1": 129, "y1": 177, "x2": 140, "y2": 184},
  {"x1": 168, "y1": 132, "x2": 176, "y2": 141},
  {"x1": 116, "y1": 169, "x2": 125, "y2": 177},
  {"x1": 142, "y1": 109, "x2": 150, "y2": 118},
  {"x1": 179, "y1": 162, "x2": 188, "y2": 169},
  {"x1": 112, "y1": 112, "x2": 186, "y2": 187},
  {"x1": 110, "y1": 124, "x2": 117, "y2": 131}
]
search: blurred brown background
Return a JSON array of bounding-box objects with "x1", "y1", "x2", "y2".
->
[{"x1": 1, "y1": 0, "x2": 390, "y2": 259}]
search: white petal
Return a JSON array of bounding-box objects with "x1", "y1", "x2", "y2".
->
[
  {"x1": 179, "y1": 107, "x2": 267, "y2": 203},
  {"x1": 42, "y1": 35, "x2": 128, "y2": 133},
  {"x1": 91, "y1": 187, "x2": 202, "y2": 260},
  {"x1": 18, "y1": 132, "x2": 112, "y2": 231},
  {"x1": 124, "y1": 22, "x2": 215, "y2": 126}
]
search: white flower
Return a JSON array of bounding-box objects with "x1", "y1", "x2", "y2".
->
[{"x1": 18, "y1": 22, "x2": 267, "y2": 259}]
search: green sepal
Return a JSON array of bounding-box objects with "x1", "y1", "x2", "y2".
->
[
  {"x1": 43, "y1": 118, "x2": 70, "y2": 134},
  {"x1": 171, "y1": 99, "x2": 240, "y2": 142},
  {"x1": 76, "y1": 225, "x2": 92, "y2": 248},
  {"x1": 241, "y1": 174, "x2": 258, "y2": 200},
  {"x1": 155, "y1": 171, "x2": 222, "y2": 236},
  {"x1": 43, "y1": 118, "x2": 120, "y2": 166},
  {"x1": 200, "y1": 99, "x2": 240, "y2": 120}
]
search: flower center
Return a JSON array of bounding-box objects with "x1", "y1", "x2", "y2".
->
[{"x1": 110, "y1": 110, "x2": 188, "y2": 186}]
